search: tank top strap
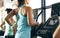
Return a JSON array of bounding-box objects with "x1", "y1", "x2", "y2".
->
[
  {"x1": 18, "y1": 6, "x2": 23, "y2": 14},
  {"x1": 18, "y1": 6, "x2": 27, "y2": 17}
]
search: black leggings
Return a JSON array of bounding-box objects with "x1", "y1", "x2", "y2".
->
[
  {"x1": 0, "y1": 30, "x2": 4, "y2": 36},
  {"x1": 5, "y1": 35, "x2": 14, "y2": 38}
]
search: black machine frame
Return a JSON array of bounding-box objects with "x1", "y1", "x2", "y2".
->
[{"x1": 31, "y1": 0, "x2": 60, "y2": 38}]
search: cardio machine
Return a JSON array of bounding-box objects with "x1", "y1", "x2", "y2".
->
[{"x1": 31, "y1": 1, "x2": 60, "y2": 38}]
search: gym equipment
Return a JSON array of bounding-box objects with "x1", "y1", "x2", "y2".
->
[
  {"x1": 51, "y1": 3, "x2": 60, "y2": 16},
  {"x1": 36, "y1": 15, "x2": 59, "y2": 38},
  {"x1": 31, "y1": 3, "x2": 60, "y2": 38}
]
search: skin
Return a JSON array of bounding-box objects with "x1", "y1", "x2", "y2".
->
[
  {"x1": 53, "y1": 24, "x2": 60, "y2": 38},
  {"x1": 0, "y1": 18, "x2": 16, "y2": 35},
  {"x1": 53, "y1": 17, "x2": 60, "y2": 38},
  {"x1": 5, "y1": 0, "x2": 39, "y2": 26},
  {"x1": 0, "y1": 0, "x2": 17, "y2": 34},
  {"x1": 0, "y1": 18, "x2": 14, "y2": 30},
  {"x1": 9, "y1": 18, "x2": 17, "y2": 35}
]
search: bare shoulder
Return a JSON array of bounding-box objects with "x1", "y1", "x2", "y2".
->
[
  {"x1": 26, "y1": 6, "x2": 32, "y2": 10},
  {"x1": 14, "y1": 8, "x2": 19, "y2": 14},
  {"x1": 14, "y1": 8, "x2": 19, "y2": 12},
  {"x1": 24, "y1": 6, "x2": 32, "y2": 11}
]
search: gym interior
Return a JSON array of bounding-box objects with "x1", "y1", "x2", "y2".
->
[{"x1": 0, "y1": 0, "x2": 60, "y2": 38}]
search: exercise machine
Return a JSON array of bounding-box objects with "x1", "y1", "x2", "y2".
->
[{"x1": 31, "y1": 2, "x2": 60, "y2": 38}]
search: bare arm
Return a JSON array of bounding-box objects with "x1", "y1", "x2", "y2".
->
[
  {"x1": 27, "y1": 7, "x2": 39, "y2": 26},
  {"x1": 53, "y1": 24, "x2": 60, "y2": 38},
  {"x1": 5, "y1": 8, "x2": 18, "y2": 26},
  {"x1": 0, "y1": 21, "x2": 5, "y2": 27},
  {"x1": 0, "y1": 20, "x2": 5, "y2": 31}
]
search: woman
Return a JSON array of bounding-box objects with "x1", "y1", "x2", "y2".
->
[
  {"x1": 5, "y1": 0, "x2": 39, "y2": 38},
  {"x1": 0, "y1": 9, "x2": 15, "y2": 38}
]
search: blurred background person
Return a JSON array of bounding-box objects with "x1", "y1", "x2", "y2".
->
[
  {"x1": 0, "y1": 0, "x2": 18, "y2": 38},
  {"x1": 0, "y1": 9, "x2": 15, "y2": 38}
]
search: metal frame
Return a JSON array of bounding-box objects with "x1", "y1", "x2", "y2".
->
[{"x1": 41, "y1": 0, "x2": 46, "y2": 23}]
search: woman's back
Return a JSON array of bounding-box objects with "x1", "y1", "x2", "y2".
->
[
  {"x1": 17, "y1": 7, "x2": 31, "y2": 31},
  {"x1": 15, "y1": 6, "x2": 31, "y2": 38}
]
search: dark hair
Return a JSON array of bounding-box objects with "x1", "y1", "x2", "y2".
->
[
  {"x1": 6, "y1": 8, "x2": 12, "y2": 14},
  {"x1": 18, "y1": 0, "x2": 24, "y2": 7}
]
